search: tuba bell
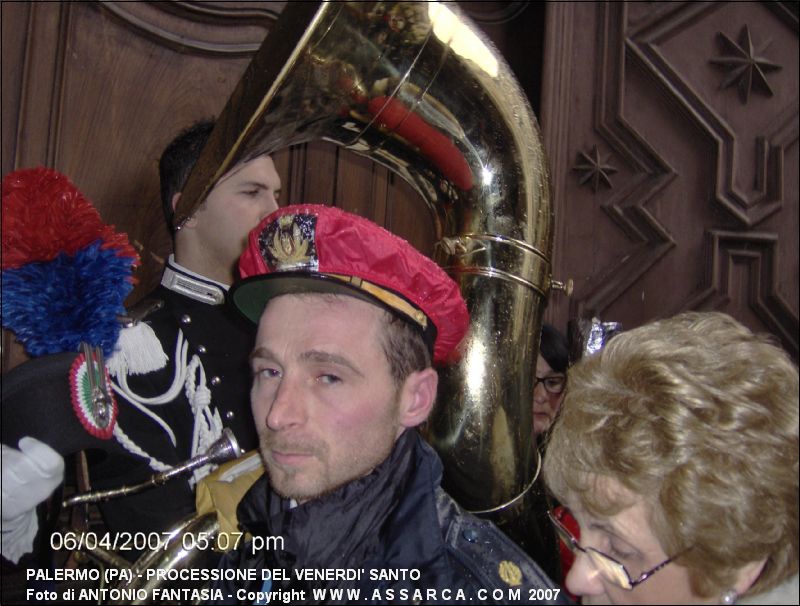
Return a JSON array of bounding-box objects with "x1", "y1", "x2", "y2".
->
[{"x1": 174, "y1": 0, "x2": 556, "y2": 556}]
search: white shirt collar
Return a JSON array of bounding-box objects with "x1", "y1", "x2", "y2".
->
[{"x1": 160, "y1": 254, "x2": 228, "y2": 305}]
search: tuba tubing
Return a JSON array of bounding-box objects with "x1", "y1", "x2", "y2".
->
[{"x1": 174, "y1": 0, "x2": 553, "y2": 542}]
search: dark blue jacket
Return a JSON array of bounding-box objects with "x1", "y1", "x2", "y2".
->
[{"x1": 214, "y1": 432, "x2": 568, "y2": 605}]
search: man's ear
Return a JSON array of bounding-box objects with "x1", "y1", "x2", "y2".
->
[
  {"x1": 398, "y1": 368, "x2": 438, "y2": 429},
  {"x1": 172, "y1": 192, "x2": 197, "y2": 228}
]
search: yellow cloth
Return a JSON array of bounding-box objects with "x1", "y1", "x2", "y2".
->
[{"x1": 195, "y1": 450, "x2": 264, "y2": 551}]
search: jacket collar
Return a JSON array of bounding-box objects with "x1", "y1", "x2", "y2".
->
[
  {"x1": 238, "y1": 430, "x2": 446, "y2": 569},
  {"x1": 160, "y1": 255, "x2": 227, "y2": 305}
]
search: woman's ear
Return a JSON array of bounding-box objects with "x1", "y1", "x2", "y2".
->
[
  {"x1": 732, "y1": 558, "x2": 767, "y2": 596},
  {"x1": 397, "y1": 368, "x2": 438, "y2": 429}
]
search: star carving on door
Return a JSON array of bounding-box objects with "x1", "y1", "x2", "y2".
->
[
  {"x1": 572, "y1": 145, "x2": 618, "y2": 193},
  {"x1": 708, "y1": 24, "x2": 782, "y2": 104}
]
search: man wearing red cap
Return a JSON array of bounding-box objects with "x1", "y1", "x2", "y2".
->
[{"x1": 214, "y1": 205, "x2": 564, "y2": 603}]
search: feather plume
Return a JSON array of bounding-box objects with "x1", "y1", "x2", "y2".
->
[
  {"x1": 1, "y1": 167, "x2": 137, "y2": 270},
  {"x1": 1, "y1": 167, "x2": 139, "y2": 356},
  {"x1": 1, "y1": 242, "x2": 136, "y2": 356}
]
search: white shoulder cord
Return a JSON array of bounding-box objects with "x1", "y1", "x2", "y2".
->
[
  {"x1": 108, "y1": 328, "x2": 225, "y2": 480},
  {"x1": 109, "y1": 382, "x2": 178, "y2": 448},
  {"x1": 184, "y1": 360, "x2": 224, "y2": 487},
  {"x1": 111, "y1": 425, "x2": 171, "y2": 473},
  {"x1": 112, "y1": 330, "x2": 190, "y2": 406},
  {"x1": 109, "y1": 331, "x2": 189, "y2": 470},
  {"x1": 108, "y1": 330, "x2": 190, "y2": 452}
]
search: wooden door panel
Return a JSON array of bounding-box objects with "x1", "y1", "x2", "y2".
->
[{"x1": 542, "y1": 1, "x2": 798, "y2": 358}]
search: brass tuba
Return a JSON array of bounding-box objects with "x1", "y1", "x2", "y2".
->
[{"x1": 175, "y1": 0, "x2": 556, "y2": 553}]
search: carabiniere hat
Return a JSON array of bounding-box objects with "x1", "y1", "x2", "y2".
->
[{"x1": 231, "y1": 204, "x2": 469, "y2": 364}]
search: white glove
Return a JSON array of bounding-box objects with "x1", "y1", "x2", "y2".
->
[{"x1": 1, "y1": 437, "x2": 65, "y2": 564}]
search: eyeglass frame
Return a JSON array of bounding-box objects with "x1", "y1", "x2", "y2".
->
[
  {"x1": 533, "y1": 374, "x2": 566, "y2": 395},
  {"x1": 547, "y1": 509, "x2": 679, "y2": 590}
]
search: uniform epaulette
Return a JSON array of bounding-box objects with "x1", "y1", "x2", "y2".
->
[
  {"x1": 436, "y1": 488, "x2": 565, "y2": 603},
  {"x1": 107, "y1": 298, "x2": 168, "y2": 376}
]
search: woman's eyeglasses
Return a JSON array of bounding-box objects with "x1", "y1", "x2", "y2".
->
[
  {"x1": 547, "y1": 509, "x2": 678, "y2": 590},
  {"x1": 533, "y1": 374, "x2": 566, "y2": 395}
]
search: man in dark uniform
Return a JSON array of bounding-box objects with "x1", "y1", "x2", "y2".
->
[
  {"x1": 86, "y1": 122, "x2": 283, "y2": 539},
  {"x1": 2, "y1": 136, "x2": 281, "y2": 571},
  {"x1": 213, "y1": 204, "x2": 566, "y2": 604}
]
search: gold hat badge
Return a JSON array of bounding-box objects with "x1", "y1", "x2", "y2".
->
[{"x1": 261, "y1": 213, "x2": 318, "y2": 271}]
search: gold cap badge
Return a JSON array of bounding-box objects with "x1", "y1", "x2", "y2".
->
[{"x1": 259, "y1": 213, "x2": 318, "y2": 271}]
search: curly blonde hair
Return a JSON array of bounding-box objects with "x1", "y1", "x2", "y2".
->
[{"x1": 543, "y1": 312, "x2": 798, "y2": 598}]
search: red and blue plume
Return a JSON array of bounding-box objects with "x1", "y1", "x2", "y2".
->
[{"x1": 1, "y1": 167, "x2": 139, "y2": 356}]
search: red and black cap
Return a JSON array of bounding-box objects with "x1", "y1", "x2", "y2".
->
[{"x1": 232, "y1": 204, "x2": 469, "y2": 364}]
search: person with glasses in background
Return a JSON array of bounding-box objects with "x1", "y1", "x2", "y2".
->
[
  {"x1": 533, "y1": 324, "x2": 569, "y2": 438},
  {"x1": 527, "y1": 324, "x2": 571, "y2": 585},
  {"x1": 542, "y1": 311, "x2": 798, "y2": 604}
]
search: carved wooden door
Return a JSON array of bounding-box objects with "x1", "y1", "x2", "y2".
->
[{"x1": 541, "y1": 2, "x2": 798, "y2": 359}]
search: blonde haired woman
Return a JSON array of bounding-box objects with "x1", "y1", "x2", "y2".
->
[{"x1": 544, "y1": 312, "x2": 798, "y2": 604}]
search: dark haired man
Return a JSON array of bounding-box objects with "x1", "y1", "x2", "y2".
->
[
  {"x1": 91, "y1": 122, "x2": 282, "y2": 539},
  {"x1": 214, "y1": 204, "x2": 566, "y2": 604},
  {"x1": 0, "y1": 123, "x2": 282, "y2": 567}
]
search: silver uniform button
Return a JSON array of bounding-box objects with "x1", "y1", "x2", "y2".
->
[
  {"x1": 197, "y1": 345, "x2": 207, "y2": 353},
  {"x1": 225, "y1": 410, "x2": 235, "y2": 420},
  {"x1": 211, "y1": 376, "x2": 222, "y2": 386},
  {"x1": 180, "y1": 314, "x2": 192, "y2": 324},
  {"x1": 463, "y1": 528, "x2": 479, "y2": 542}
]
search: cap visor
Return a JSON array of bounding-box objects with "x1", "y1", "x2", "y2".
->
[{"x1": 231, "y1": 272, "x2": 384, "y2": 324}]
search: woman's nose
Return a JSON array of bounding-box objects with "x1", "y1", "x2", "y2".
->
[
  {"x1": 564, "y1": 550, "x2": 607, "y2": 598},
  {"x1": 533, "y1": 380, "x2": 549, "y2": 403}
]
